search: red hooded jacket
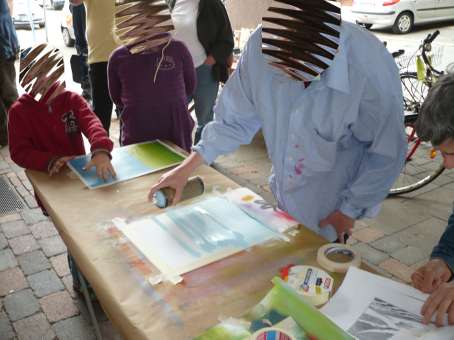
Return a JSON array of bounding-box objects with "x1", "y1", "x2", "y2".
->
[{"x1": 8, "y1": 90, "x2": 113, "y2": 172}]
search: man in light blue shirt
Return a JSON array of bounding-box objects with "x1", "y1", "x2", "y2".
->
[{"x1": 149, "y1": 2, "x2": 406, "y2": 242}]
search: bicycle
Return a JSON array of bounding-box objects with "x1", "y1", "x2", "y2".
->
[{"x1": 389, "y1": 30, "x2": 446, "y2": 196}]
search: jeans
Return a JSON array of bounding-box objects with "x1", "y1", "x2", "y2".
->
[
  {"x1": 192, "y1": 64, "x2": 219, "y2": 144},
  {"x1": 89, "y1": 62, "x2": 113, "y2": 133},
  {"x1": 0, "y1": 58, "x2": 18, "y2": 146}
]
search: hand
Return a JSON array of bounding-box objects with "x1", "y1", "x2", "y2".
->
[
  {"x1": 83, "y1": 152, "x2": 116, "y2": 181},
  {"x1": 204, "y1": 55, "x2": 216, "y2": 66},
  {"x1": 412, "y1": 259, "x2": 452, "y2": 293},
  {"x1": 49, "y1": 156, "x2": 74, "y2": 176},
  {"x1": 421, "y1": 281, "x2": 454, "y2": 326},
  {"x1": 319, "y1": 210, "x2": 354, "y2": 242},
  {"x1": 148, "y1": 166, "x2": 191, "y2": 206}
]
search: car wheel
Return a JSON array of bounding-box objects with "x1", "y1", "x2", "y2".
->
[
  {"x1": 393, "y1": 12, "x2": 413, "y2": 34},
  {"x1": 62, "y1": 28, "x2": 75, "y2": 47},
  {"x1": 356, "y1": 22, "x2": 372, "y2": 29}
]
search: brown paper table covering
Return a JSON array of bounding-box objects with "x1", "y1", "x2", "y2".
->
[{"x1": 26, "y1": 154, "x2": 367, "y2": 339}]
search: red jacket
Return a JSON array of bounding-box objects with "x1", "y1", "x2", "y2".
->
[{"x1": 8, "y1": 90, "x2": 113, "y2": 172}]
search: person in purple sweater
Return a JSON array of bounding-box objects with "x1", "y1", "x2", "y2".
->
[{"x1": 108, "y1": 0, "x2": 196, "y2": 151}]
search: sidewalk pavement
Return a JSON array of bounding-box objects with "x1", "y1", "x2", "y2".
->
[{"x1": 1, "y1": 118, "x2": 453, "y2": 339}]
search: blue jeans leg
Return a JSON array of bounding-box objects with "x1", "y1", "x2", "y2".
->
[{"x1": 193, "y1": 64, "x2": 219, "y2": 144}]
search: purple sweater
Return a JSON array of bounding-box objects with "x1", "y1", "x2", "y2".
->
[{"x1": 108, "y1": 39, "x2": 196, "y2": 151}]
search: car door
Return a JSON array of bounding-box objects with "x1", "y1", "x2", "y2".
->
[
  {"x1": 415, "y1": 0, "x2": 440, "y2": 19},
  {"x1": 436, "y1": 0, "x2": 454, "y2": 18}
]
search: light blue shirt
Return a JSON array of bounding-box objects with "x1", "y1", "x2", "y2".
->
[{"x1": 194, "y1": 21, "x2": 406, "y2": 241}]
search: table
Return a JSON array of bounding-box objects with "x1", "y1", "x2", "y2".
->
[{"x1": 27, "y1": 152, "x2": 359, "y2": 340}]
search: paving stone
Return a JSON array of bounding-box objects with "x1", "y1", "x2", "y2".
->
[
  {"x1": 13, "y1": 313, "x2": 55, "y2": 340},
  {"x1": 28, "y1": 270, "x2": 64, "y2": 298},
  {"x1": 404, "y1": 188, "x2": 454, "y2": 222},
  {"x1": 62, "y1": 275, "x2": 77, "y2": 298},
  {"x1": 0, "y1": 248, "x2": 18, "y2": 271},
  {"x1": 39, "y1": 235, "x2": 66, "y2": 257},
  {"x1": 8, "y1": 235, "x2": 40, "y2": 255},
  {"x1": 18, "y1": 250, "x2": 51, "y2": 275},
  {"x1": 50, "y1": 253, "x2": 70, "y2": 277},
  {"x1": 0, "y1": 213, "x2": 21, "y2": 224},
  {"x1": 1, "y1": 220, "x2": 30, "y2": 239},
  {"x1": 0, "y1": 311, "x2": 15, "y2": 340},
  {"x1": 372, "y1": 234, "x2": 406, "y2": 254},
  {"x1": 352, "y1": 227, "x2": 385, "y2": 243},
  {"x1": 8, "y1": 175, "x2": 21, "y2": 187},
  {"x1": 3, "y1": 289, "x2": 39, "y2": 321},
  {"x1": 23, "y1": 195, "x2": 38, "y2": 209},
  {"x1": 379, "y1": 258, "x2": 414, "y2": 283},
  {"x1": 52, "y1": 316, "x2": 95, "y2": 340},
  {"x1": 391, "y1": 246, "x2": 428, "y2": 266},
  {"x1": 352, "y1": 242, "x2": 389, "y2": 266},
  {"x1": 21, "y1": 209, "x2": 48, "y2": 225},
  {"x1": 0, "y1": 233, "x2": 7, "y2": 249},
  {"x1": 365, "y1": 199, "x2": 430, "y2": 235},
  {"x1": 30, "y1": 221, "x2": 58, "y2": 240},
  {"x1": 40, "y1": 291, "x2": 79, "y2": 322},
  {"x1": 0, "y1": 267, "x2": 28, "y2": 296}
]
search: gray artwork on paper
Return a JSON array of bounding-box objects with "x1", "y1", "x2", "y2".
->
[{"x1": 348, "y1": 298, "x2": 433, "y2": 340}]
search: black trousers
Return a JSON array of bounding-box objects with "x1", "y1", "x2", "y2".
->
[
  {"x1": 89, "y1": 62, "x2": 113, "y2": 133},
  {"x1": 0, "y1": 58, "x2": 18, "y2": 146}
]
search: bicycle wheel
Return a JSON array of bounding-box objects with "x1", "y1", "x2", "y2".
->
[
  {"x1": 389, "y1": 120, "x2": 444, "y2": 196},
  {"x1": 389, "y1": 72, "x2": 444, "y2": 196},
  {"x1": 400, "y1": 72, "x2": 429, "y2": 115}
]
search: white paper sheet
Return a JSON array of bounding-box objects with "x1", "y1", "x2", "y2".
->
[
  {"x1": 321, "y1": 267, "x2": 454, "y2": 339},
  {"x1": 114, "y1": 196, "x2": 284, "y2": 280}
]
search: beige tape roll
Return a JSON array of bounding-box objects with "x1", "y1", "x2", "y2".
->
[{"x1": 317, "y1": 243, "x2": 361, "y2": 273}]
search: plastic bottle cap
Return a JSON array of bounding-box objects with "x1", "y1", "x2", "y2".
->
[{"x1": 153, "y1": 191, "x2": 168, "y2": 208}]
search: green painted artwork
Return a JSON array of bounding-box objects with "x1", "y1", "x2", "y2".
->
[{"x1": 68, "y1": 140, "x2": 185, "y2": 189}]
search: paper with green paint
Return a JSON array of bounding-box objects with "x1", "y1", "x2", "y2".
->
[{"x1": 68, "y1": 140, "x2": 185, "y2": 189}]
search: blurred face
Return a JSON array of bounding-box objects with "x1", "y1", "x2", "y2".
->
[{"x1": 437, "y1": 138, "x2": 454, "y2": 169}]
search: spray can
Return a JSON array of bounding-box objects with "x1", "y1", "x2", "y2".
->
[{"x1": 153, "y1": 176, "x2": 205, "y2": 208}]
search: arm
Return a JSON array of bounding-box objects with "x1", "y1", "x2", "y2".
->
[
  {"x1": 193, "y1": 30, "x2": 261, "y2": 164},
  {"x1": 338, "y1": 80, "x2": 407, "y2": 220},
  {"x1": 179, "y1": 42, "x2": 196, "y2": 97},
  {"x1": 71, "y1": 94, "x2": 113, "y2": 153},
  {"x1": 205, "y1": 0, "x2": 234, "y2": 64},
  {"x1": 432, "y1": 212, "x2": 454, "y2": 276},
  {"x1": 8, "y1": 106, "x2": 56, "y2": 172},
  {"x1": 107, "y1": 52, "x2": 123, "y2": 109},
  {"x1": 69, "y1": 0, "x2": 84, "y2": 5},
  {"x1": 7, "y1": 0, "x2": 13, "y2": 14}
]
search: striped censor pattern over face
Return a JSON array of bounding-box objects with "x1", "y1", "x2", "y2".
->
[
  {"x1": 262, "y1": 0, "x2": 341, "y2": 82},
  {"x1": 115, "y1": 0, "x2": 174, "y2": 54},
  {"x1": 19, "y1": 44, "x2": 64, "y2": 100}
]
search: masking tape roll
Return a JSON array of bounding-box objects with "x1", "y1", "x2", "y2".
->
[
  {"x1": 285, "y1": 265, "x2": 334, "y2": 307},
  {"x1": 250, "y1": 327, "x2": 296, "y2": 340},
  {"x1": 317, "y1": 243, "x2": 361, "y2": 273}
]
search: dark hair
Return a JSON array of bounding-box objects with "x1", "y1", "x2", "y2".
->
[{"x1": 415, "y1": 72, "x2": 454, "y2": 146}]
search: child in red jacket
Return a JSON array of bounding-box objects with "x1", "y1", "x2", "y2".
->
[
  {"x1": 9, "y1": 44, "x2": 115, "y2": 179},
  {"x1": 8, "y1": 44, "x2": 116, "y2": 296}
]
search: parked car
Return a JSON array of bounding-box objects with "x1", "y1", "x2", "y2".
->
[
  {"x1": 36, "y1": 0, "x2": 64, "y2": 10},
  {"x1": 351, "y1": 0, "x2": 454, "y2": 34},
  {"x1": 12, "y1": 0, "x2": 45, "y2": 29},
  {"x1": 60, "y1": 1, "x2": 75, "y2": 47}
]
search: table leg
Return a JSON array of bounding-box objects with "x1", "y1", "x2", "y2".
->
[{"x1": 77, "y1": 269, "x2": 103, "y2": 340}]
